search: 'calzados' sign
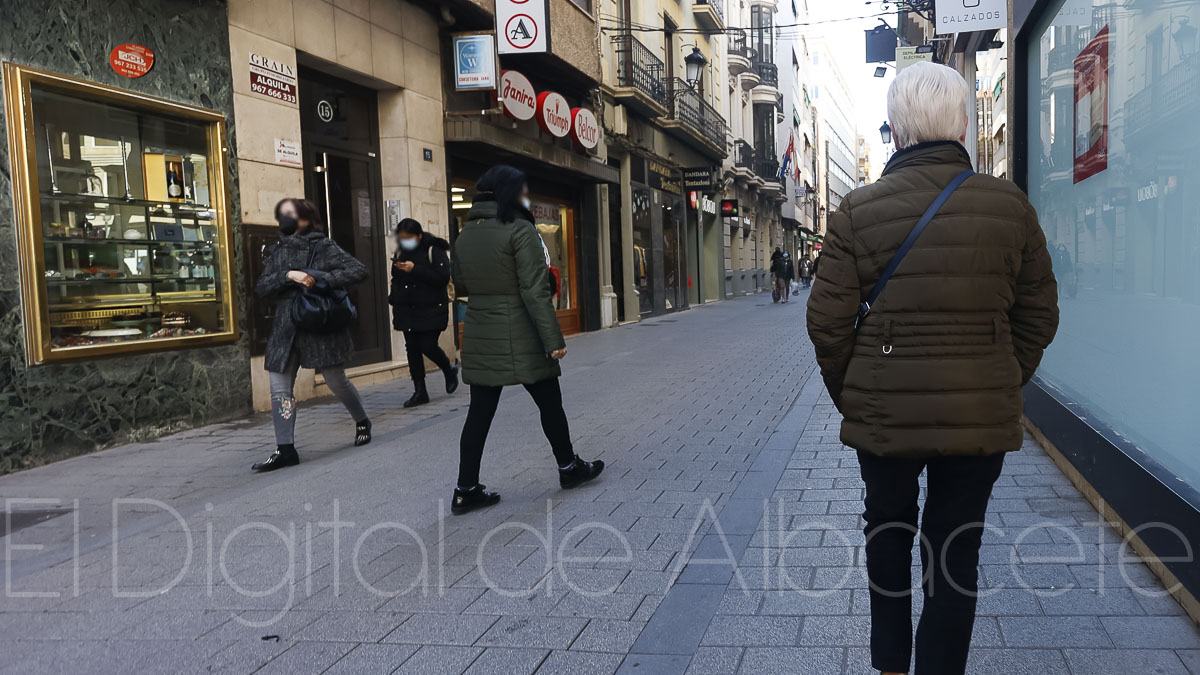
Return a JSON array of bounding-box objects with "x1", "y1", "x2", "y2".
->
[{"x1": 935, "y1": 0, "x2": 1007, "y2": 33}]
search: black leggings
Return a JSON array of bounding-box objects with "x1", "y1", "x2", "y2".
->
[
  {"x1": 404, "y1": 329, "x2": 452, "y2": 380},
  {"x1": 458, "y1": 378, "x2": 575, "y2": 488}
]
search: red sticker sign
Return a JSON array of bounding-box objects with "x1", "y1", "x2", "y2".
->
[
  {"x1": 570, "y1": 107, "x2": 599, "y2": 149},
  {"x1": 109, "y1": 44, "x2": 154, "y2": 78},
  {"x1": 536, "y1": 91, "x2": 571, "y2": 138}
]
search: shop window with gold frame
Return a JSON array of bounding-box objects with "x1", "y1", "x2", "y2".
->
[{"x1": 3, "y1": 64, "x2": 237, "y2": 364}]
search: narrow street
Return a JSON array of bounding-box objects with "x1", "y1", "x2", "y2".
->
[{"x1": 3, "y1": 294, "x2": 1198, "y2": 674}]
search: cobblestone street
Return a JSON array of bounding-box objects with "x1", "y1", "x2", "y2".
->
[{"x1": 3, "y1": 294, "x2": 1199, "y2": 674}]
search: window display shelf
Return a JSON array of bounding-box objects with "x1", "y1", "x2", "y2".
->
[{"x1": 3, "y1": 62, "x2": 238, "y2": 363}]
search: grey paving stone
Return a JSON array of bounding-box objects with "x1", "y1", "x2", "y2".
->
[
  {"x1": 686, "y1": 647, "x2": 743, "y2": 674},
  {"x1": 798, "y1": 615, "x2": 870, "y2": 647},
  {"x1": 570, "y1": 620, "x2": 647, "y2": 653},
  {"x1": 1063, "y1": 648, "x2": 1189, "y2": 675},
  {"x1": 1100, "y1": 616, "x2": 1200, "y2": 649},
  {"x1": 293, "y1": 610, "x2": 410, "y2": 642},
  {"x1": 323, "y1": 643, "x2": 421, "y2": 675},
  {"x1": 998, "y1": 616, "x2": 1113, "y2": 647},
  {"x1": 254, "y1": 641, "x2": 356, "y2": 675},
  {"x1": 382, "y1": 612, "x2": 498, "y2": 645},
  {"x1": 537, "y1": 649, "x2": 624, "y2": 674},
  {"x1": 394, "y1": 645, "x2": 484, "y2": 674},
  {"x1": 738, "y1": 647, "x2": 843, "y2": 675},
  {"x1": 631, "y1": 583, "x2": 725, "y2": 654},
  {"x1": 477, "y1": 616, "x2": 589, "y2": 649},
  {"x1": 616, "y1": 654, "x2": 691, "y2": 675},
  {"x1": 700, "y1": 616, "x2": 801, "y2": 647},
  {"x1": 965, "y1": 648, "x2": 1071, "y2": 674},
  {"x1": 465, "y1": 647, "x2": 550, "y2": 674},
  {"x1": 758, "y1": 589, "x2": 852, "y2": 616}
]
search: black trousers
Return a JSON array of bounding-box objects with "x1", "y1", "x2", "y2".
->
[
  {"x1": 857, "y1": 451, "x2": 1005, "y2": 675},
  {"x1": 458, "y1": 378, "x2": 575, "y2": 488},
  {"x1": 403, "y1": 329, "x2": 452, "y2": 380}
]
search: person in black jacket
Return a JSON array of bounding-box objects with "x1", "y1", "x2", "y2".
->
[
  {"x1": 389, "y1": 218, "x2": 458, "y2": 407},
  {"x1": 253, "y1": 198, "x2": 371, "y2": 473}
]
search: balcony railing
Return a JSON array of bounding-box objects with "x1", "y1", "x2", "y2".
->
[
  {"x1": 734, "y1": 139, "x2": 754, "y2": 169},
  {"x1": 753, "y1": 60, "x2": 778, "y2": 88},
  {"x1": 755, "y1": 155, "x2": 781, "y2": 183},
  {"x1": 695, "y1": 0, "x2": 724, "y2": 25},
  {"x1": 612, "y1": 33, "x2": 668, "y2": 106},
  {"x1": 668, "y1": 77, "x2": 729, "y2": 151},
  {"x1": 727, "y1": 29, "x2": 755, "y2": 60}
]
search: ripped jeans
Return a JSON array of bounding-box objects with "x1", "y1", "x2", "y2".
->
[{"x1": 269, "y1": 352, "x2": 368, "y2": 446}]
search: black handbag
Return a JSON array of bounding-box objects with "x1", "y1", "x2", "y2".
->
[{"x1": 290, "y1": 243, "x2": 357, "y2": 333}]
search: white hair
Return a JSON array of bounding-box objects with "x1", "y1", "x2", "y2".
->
[{"x1": 886, "y1": 61, "x2": 969, "y2": 149}]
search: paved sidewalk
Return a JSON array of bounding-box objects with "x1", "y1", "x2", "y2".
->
[{"x1": 2, "y1": 294, "x2": 1198, "y2": 674}]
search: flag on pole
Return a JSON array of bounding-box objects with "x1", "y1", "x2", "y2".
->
[{"x1": 780, "y1": 133, "x2": 795, "y2": 182}]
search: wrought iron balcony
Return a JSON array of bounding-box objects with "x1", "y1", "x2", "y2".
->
[
  {"x1": 753, "y1": 60, "x2": 779, "y2": 89},
  {"x1": 611, "y1": 33, "x2": 668, "y2": 108},
  {"x1": 693, "y1": 0, "x2": 725, "y2": 31},
  {"x1": 755, "y1": 156, "x2": 781, "y2": 183},
  {"x1": 727, "y1": 29, "x2": 755, "y2": 61},
  {"x1": 734, "y1": 139, "x2": 754, "y2": 169},
  {"x1": 667, "y1": 77, "x2": 729, "y2": 152}
]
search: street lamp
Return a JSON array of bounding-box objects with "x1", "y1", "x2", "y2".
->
[
  {"x1": 684, "y1": 47, "x2": 707, "y2": 88},
  {"x1": 879, "y1": 121, "x2": 893, "y2": 145}
]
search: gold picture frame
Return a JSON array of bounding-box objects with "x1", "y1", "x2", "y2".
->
[{"x1": 2, "y1": 62, "x2": 239, "y2": 364}]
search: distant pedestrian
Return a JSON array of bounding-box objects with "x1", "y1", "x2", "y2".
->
[
  {"x1": 810, "y1": 252, "x2": 820, "y2": 279},
  {"x1": 252, "y1": 198, "x2": 372, "y2": 473},
  {"x1": 449, "y1": 165, "x2": 604, "y2": 515},
  {"x1": 771, "y1": 251, "x2": 794, "y2": 303},
  {"x1": 389, "y1": 218, "x2": 458, "y2": 408},
  {"x1": 806, "y1": 62, "x2": 1059, "y2": 675},
  {"x1": 771, "y1": 246, "x2": 783, "y2": 263},
  {"x1": 798, "y1": 255, "x2": 813, "y2": 289}
]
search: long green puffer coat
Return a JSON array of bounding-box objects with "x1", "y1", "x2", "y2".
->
[
  {"x1": 806, "y1": 141, "x2": 1059, "y2": 458},
  {"x1": 452, "y1": 200, "x2": 565, "y2": 386}
]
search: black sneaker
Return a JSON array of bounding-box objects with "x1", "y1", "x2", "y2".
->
[
  {"x1": 354, "y1": 419, "x2": 372, "y2": 447},
  {"x1": 451, "y1": 484, "x2": 501, "y2": 515},
  {"x1": 252, "y1": 445, "x2": 299, "y2": 473},
  {"x1": 559, "y1": 456, "x2": 605, "y2": 489},
  {"x1": 444, "y1": 365, "x2": 459, "y2": 395}
]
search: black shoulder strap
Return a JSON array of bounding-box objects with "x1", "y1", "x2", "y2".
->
[{"x1": 857, "y1": 169, "x2": 974, "y2": 327}]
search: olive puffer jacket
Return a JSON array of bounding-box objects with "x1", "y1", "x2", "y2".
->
[
  {"x1": 452, "y1": 200, "x2": 565, "y2": 387},
  {"x1": 389, "y1": 233, "x2": 451, "y2": 333},
  {"x1": 256, "y1": 231, "x2": 368, "y2": 373},
  {"x1": 806, "y1": 141, "x2": 1059, "y2": 458}
]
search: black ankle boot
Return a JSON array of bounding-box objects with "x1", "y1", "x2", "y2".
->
[
  {"x1": 558, "y1": 455, "x2": 605, "y2": 489},
  {"x1": 451, "y1": 484, "x2": 501, "y2": 515},
  {"x1": 354, "y1": 419, "x2": 372, "y2": 447},
  {"x1": 252, "y1": 445, "x2": 299, "y2": 473},
  {"x1": 403, "y1": 379, "x2": 430, "y2": 408},
  {"x1": 444, "y1": 365, "x2": 459, "y2": 395}
]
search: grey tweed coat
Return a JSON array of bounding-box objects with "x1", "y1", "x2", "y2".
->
[{"x1": 256, "y1": 231, "x2": 368, "y2": 373}]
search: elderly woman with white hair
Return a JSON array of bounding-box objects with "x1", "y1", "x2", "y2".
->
[{"x1": 807, "y1": 62, "x2": 1059, "y2": 674}]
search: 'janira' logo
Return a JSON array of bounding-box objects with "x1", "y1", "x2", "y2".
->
[{"x1": 498, "y1": 70, "x2": 536, "y2": 121}]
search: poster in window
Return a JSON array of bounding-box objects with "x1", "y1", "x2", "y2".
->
[{"x1": 1073, "y1": 25, "x2": 1110, "y2": 184}]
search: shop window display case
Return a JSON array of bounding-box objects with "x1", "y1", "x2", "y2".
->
[{"x1": 3, "y1": 64, "x2": 237, "y2": 364}]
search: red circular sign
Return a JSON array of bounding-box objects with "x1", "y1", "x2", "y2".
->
[
  {"x1": 504, "y1": 14, "x2": 538, "y2": 50},
  {"x1": 497, "y1": 70, "x2": 536, "y2": 121},
  {"x1": 570, "y1": 107, "x2": 600, "y2": 149},
  {"x1": 109, "y1": 44, "x2": 154, "y2": 78},
  {"x1": 536, "y1": 91, "x2": 571, "y2": 138}
]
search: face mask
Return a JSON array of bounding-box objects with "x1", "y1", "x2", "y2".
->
[
  {"x1": 398, "y1": 237, "x2": 419, "y2": 251},
  {"x1": 521, "y1": 196, "x2": 531, "y2": 211},
  {"x1": 277, "y1": 214, "x2": 298, "y2": 236}
]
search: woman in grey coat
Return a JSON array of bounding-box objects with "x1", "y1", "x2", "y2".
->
[{"x1": 252, "y1": 198, "x2": 372, "y2": 472}]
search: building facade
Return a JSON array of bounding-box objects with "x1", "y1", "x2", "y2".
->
[
  {"x1": 1014, "y1": 0, "x2": 1200, "y2": 617},
  {"x1": 774, "y1": 3, "x2": 820, "y2": 263},
  {"x1": 809, "y1": 38, "x2": 857, "y2": 240}
]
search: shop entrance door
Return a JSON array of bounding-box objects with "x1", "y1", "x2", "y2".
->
[{"x1": 299, "y1": 68, "x2": 389, "y2": 367}]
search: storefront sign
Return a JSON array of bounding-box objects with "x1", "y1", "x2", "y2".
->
[
  {"x1": 249, "y1": 52, "x2": 297, "y2": 105},
  {"x1": 895, "y1": 46, "x2": 934, "y2": 72},
  {"x1": 935, "y1": 0, "x2": 1007, "y2": 33},
  {"x1": 1054, "y1": 0, "x2": 1092, "y2": 26},
  {"x1": 720, "y1": 199, "x2": 739, "y2": 218},
  {"x1": 273, "y1": 138, "x2": 302, "y2": 168},
  {"x1": 497, "y1": 0, "x2": 549, "y2": 54},
  {"x1": 452, "y1": 33, "x2": 497, "y2": 90},
  {"x1": 699, "y1": 194, "x2": 717, "y2": 215},
  {"x1": 109, "y1": 44, "x2": 154, "y2": 78},
  {"x1": 683, "y1": 166, "x2": 717, "y2": 190},
  {"x1": 1074, "y1": 25, "x2": 1110, "y2": 184},
  {"x1": 498, "y1": 70, "x2": 536, "y2": 121},
  {"x1": 570, "y1": 108, "x2": 599, "y2": 148},
  {"x1": 536, "y1": 92, "x2": 571, "y2": 138},
  {"x1": 647, "y1": 161, "x2": 681, "y2": 195}
]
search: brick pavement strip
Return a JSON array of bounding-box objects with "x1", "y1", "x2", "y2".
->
[{"x1": 1, "y1": 295, "x2": 1199, "y2": 673}]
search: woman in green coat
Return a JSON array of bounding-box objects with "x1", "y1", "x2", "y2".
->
[{"x1": 450, "y1": 166, "x2": 604, "y2": 515}]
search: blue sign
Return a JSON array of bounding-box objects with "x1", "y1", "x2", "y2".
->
[{"x1": 453, "y1": 33, "x2": 497, "y2": 91}]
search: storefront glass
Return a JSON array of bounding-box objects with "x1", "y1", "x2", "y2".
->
[
  {"x1": 529, "y1": 200, "x2": 573, "y2": 311},
  {"x1": 663, "y1": 199, "x2": 681, "y2": 310},
  {"x1": 633, "y1": 187, "x2": 654, "y2": 314},
  {"x1": 3, "y1": 64, "x2": 237, "y2": 364},
  {"x1": 1025, "y1": 1, "x2": 1200, "y2": 485}
]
